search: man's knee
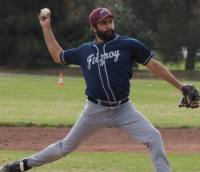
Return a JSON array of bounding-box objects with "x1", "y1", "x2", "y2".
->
[
  {"x1": 60, "y1": 139, "x2": 79, "y2": 156},
  {"x1": 151, "y1": 127, "x2": 162, "y2": 140},
  {"x1": 143, "y1": 127, "x2": 162, "y2": 148}
]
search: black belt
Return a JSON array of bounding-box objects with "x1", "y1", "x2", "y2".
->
[{"x1": 88, "y1": 97, "x2": 129, "y2": 107}]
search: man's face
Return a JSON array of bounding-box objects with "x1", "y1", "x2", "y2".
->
[{"x1": 92, "y1": 16, "x2": 115, "y2": 42}]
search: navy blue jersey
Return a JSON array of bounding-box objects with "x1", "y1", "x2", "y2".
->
[{"x1": 60, "y1": 34, "x2": 153, "y2": 101}]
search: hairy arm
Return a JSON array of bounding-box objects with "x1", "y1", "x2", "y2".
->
[
  {"x1": 146, "y1": 59, "x2": 183, "y2": 90},
  {"x1": 39, "y1": 9, "x2": 63, "y2": 64}
]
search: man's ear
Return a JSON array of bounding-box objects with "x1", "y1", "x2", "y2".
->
[{"x1": 90, "y1": 25, "x2": 96, "y2": 33}]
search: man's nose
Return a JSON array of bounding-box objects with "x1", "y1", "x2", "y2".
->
[{"x1": 107, "y1": 23, "x2": 112, "y2": 29}]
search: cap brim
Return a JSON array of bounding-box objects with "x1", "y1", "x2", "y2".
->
[{"x1": 96, "y1": 14, "x2": 116, "y2": 24}]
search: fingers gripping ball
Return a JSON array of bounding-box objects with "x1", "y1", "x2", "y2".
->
[
  {"x1": 41, "y1": 8, "x2": 50, "y2": 18},
  {"x1": 178, "y1": 84, "x2": 199, "y2": 108}
]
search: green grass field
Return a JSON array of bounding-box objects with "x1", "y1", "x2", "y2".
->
[
  {"x1": 1, "y1": 151, "x2": 200, "y2": 172},
  {"x1": 0, "y1": 74, "x2": 199, "y2": 128},
  {"x1": 0, "y1": 73, "x2": 200, "y2": 172}
]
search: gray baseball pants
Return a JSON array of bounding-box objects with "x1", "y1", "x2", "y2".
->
[{"x1": 27, "y1": 100, "x2": 171, "y2": 172}]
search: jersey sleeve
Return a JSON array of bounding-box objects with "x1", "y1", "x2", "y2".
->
[
  {"x1": 131, "y1": 39, "x2": 154, "y2": 65},
  {"x1": 60, "y1": 47, "x2": 80, "y2": 65}
]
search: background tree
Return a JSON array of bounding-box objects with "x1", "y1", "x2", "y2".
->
[
  {"x1": 63, "y1": 0, "x2": 96, "y2": 48},
  {"x1": 157, "y1": 0, "x2": 200, "y2": 70},
  {"x1": 0, "y1": 0, "x2": 71, "y2": 69},
  {"x1": 123, "y1": 0, "x2": 200, "y2": 70},
  {"x1": 3, "y1": 0, "x2": 199, "y2": 70}
]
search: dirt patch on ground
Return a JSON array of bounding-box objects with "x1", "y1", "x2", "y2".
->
[{"x1": 1, "y1": 127, "x2": 200, "y2": 154}]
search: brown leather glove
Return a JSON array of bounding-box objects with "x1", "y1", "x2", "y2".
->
[{"x1": 178, "y1": 84, "x2": 199, "y2": 108}]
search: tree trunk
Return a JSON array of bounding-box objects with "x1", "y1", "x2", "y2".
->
[{"x1": 185, "y1": 45, "x2": 197, "y2": 70}]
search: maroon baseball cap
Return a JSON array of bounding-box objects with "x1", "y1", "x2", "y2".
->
[{"x1": 89, "y1": 7, "x2": 115, "y2": 25}]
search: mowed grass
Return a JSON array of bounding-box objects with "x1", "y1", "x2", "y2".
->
[
  {"x1": 0, "y1": 74, "x2": 85, "y2": 127},
  {"x1": 1, "y1": 151, "x2": 200, "y2": 172},
  {"x1": 0, "y1": 73, "x2": 199, "y2": 128}
]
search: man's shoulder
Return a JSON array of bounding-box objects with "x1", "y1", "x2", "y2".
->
[
  {"x1": 117, "y1": 35, "x2": 137, "y2": 42},
  {"x1": 116, "y1": 35, "x2": 141, "y2": 45},
  {"x1": 117, "y1": 35, "x2": 130, "y2": 39},
  {"x1": 80, "y1": 42, "x2": 93, "y2": 48},
  {"x1": 75, "y1": 42, "x2": 93, "y2": 52}
]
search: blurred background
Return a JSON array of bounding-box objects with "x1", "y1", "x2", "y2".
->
[{"x1": 0, "y1": 0, "x2": 200, "y2": 70}]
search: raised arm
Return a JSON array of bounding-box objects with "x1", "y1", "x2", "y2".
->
[
  {"x1": 146, "y1": 58, "x2": 183, "y2": 90},
  {"x1": 39, "y1": 8, "x2": 63, "y2": 64}
]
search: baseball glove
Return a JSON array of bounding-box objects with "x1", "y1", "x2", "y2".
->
[{"x1": 178, "y1": 84, "x2": 199, "y2": 108}]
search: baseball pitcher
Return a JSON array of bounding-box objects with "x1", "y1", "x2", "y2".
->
[{"x1": 0, "y1": 7, "x2": 199, "y2": 172}]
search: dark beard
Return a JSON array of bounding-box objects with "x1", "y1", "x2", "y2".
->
[{"x1": 96, "y1": 28, "x2": 115, "y2": 42}]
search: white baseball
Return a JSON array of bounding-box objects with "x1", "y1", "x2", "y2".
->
[{"x1": 41, "y1": 8, "x2": 50, "y2": 17}]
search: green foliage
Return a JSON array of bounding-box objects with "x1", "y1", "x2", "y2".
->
[
  {"x1": 0, "y1": 0, "x2": 70, "y2": 69},
  {"x1": 123, "y1": 0, "x2": 200, "y2": 70},
  {"x1": 122, "y1": 0, "x2": 160, "y2": 32},
  {"x1": 110, "y1": 6, "x2": 154, "y2": 46},
  {"x1": 156, "y1": 0, "x2": 200, "y2": 68},
  {"x1": 62, "y1": 0, "x2": 96, "y2": 48},
  {"x1": 1, "y1": 0, "x2": 200, "y2": 70}
]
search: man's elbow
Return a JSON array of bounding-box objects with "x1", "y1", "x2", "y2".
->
[
  {"x1": 53, "y1": 58, "x2": 62, "y2": 64},
  {"x1": 52, "y1": 54, "x2": 62, "y2": 64}
]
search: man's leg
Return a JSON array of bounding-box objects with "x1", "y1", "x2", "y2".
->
[
  {"x1": 110, "y1": 102, "x2": 171, "y2": 172},
  {"x1": 0, "y1": 101, "x2": 108, "y2": 171},
  {"x1": 28, "y1": 102, "x2": 107, "y2": 167},
  {"x1": 28, "y1": 118, "x2": 104, "y2": 167}
]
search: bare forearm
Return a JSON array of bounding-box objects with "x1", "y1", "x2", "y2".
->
[
  {"x1": 146, "y1": 59, "x2": 182, "y2": 90},
  {"x1": 154, "y1": 64, "x2": 182, "y2": 90},
  {"x1": 43, "y1": 28, "x2": 63, "y2": 63}
]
